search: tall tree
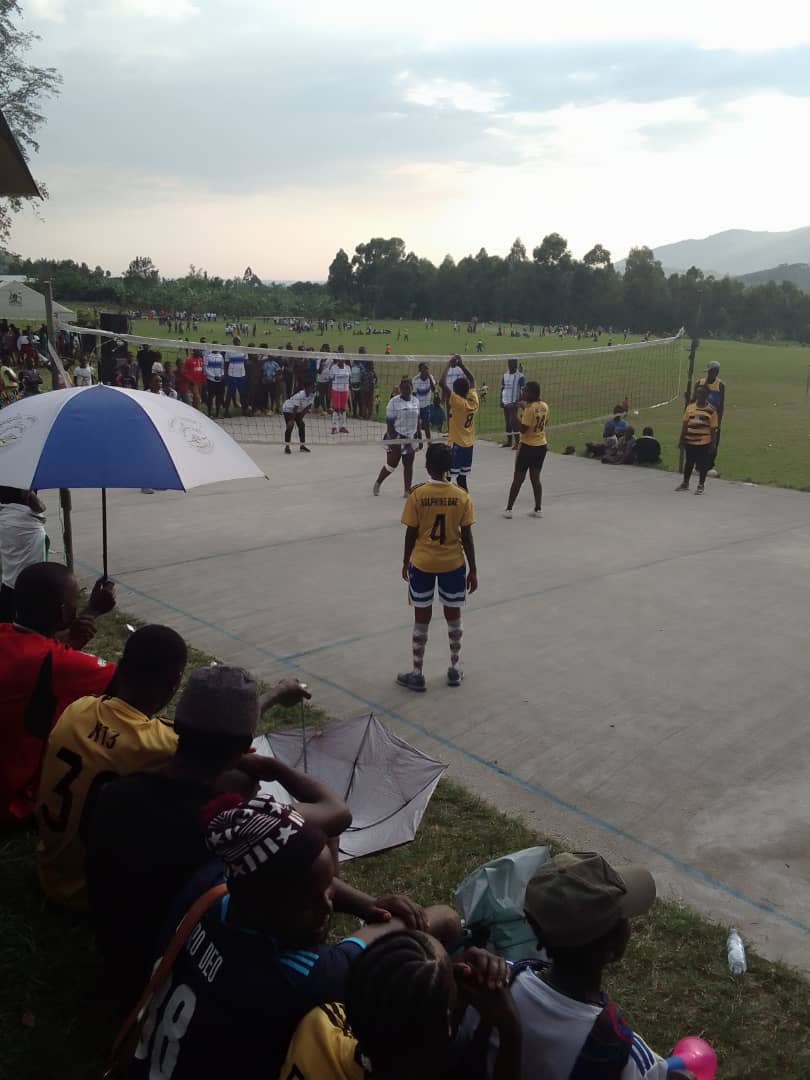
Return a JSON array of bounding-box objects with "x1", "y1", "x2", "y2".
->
[
  {"x1": 327, "y1": 248, "x2": 354, "y2": 305},
  {"x1": 0, "y1": 0, "x2": 61, "y2": 249}
]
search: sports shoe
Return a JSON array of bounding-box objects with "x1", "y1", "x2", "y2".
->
[
  {"x1": 372, "y1": 482, "x2": 381, "y2": 496},
  {"x1": 675, "y1": 482, "x2": 689, "y2": 491},
  {"x1": 284, "y1": 445, "x2": 291, "y2": 455},
  {"x1": 501, "y1": 441, "x2": 513, "y2": 449},
  {"x1": 447, "y1": 667, "x2": 463, "y2": 687},
  {"x1": 339, "y1": 426, "x2": 349, "y2": 434},
  {"x1": 331, "y1": 426, "x2": 338, "y2": 434},
  {"x1": 695, "y1": 483, "x2": 705, "y2": 494},
  {"x1": 530, "y1": 509, "x2": 543, "y2": 517},
  {"x1": 502, "y1": 509, "x2": 513, "y2": 519},
  {"x1": 397, "y1": 672, "x2": 426, "y2": 692},
  {"x1": 299, "y1": 445, "x2": 311, "y2": 453}
]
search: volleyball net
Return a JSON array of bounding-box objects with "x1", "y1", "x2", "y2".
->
[{"x1": 62, "y1": 325, "x2": 687, "y2": 446}]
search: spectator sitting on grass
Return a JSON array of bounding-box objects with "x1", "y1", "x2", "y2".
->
[
  {"x1": 602, "y1": 426, "x2": 636, "y2": 465},
  {"x1": 476, "y1": 852, "x2": 694, "y2": 1080},
  {"x1": 0, "y1": 563, "x2": 116, "y2": 825},
  {"x1": 0, "y1": 487, "x2": 48, "y2": 623},
  {"x1": 125, "y1": 793, "x2": 462, "y2": 1079},
  {"x1": 604, "y1": 406, "x2": 628, "y2": 439},
  {"x1": 634, "y1": 427, "x2": 661, "y2": 465},
  {"x1": 584, "y1": 427, "x2": 618, "y2": 460},
  {"x1": 35, "y1": 625, "x2": 187, "y2": 909},
  {"x1": 282, "y1": 929, "x2": 521, "y2": 1080}
]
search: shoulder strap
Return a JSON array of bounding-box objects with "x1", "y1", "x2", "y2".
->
[
  {"x1": 107, "y1": 883, "x2": 227, "y2": 1065},
  {"x1": 568, "y1": 1000, "x2": 633, "y2": 1080}
]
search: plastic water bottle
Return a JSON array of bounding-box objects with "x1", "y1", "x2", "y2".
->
[{"x1": 727, "y1": 928, "x2": 747, "y2": 974}]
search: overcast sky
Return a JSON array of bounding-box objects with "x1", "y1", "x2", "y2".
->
[{"x1": 9, "y1": 0, "x2": 810, "y2": 279}]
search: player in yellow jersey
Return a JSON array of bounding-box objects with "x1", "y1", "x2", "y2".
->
[
  {"x1": 503, "y1": 381, "x2": 549, "y2": 519},
  {"x1": 441, "y1": 358, "x2": 479, "y2": 492},
  {"x1": 398, "y1": 443, "x2": 477, "y2": 691},
  {"x1": 676, "y1": 382, "x2": 718, "y2": 494}
]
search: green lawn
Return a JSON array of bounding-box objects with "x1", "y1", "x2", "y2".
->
[
  {"x1": 97, "y1": 318, "x2": 810, "y2": 488},
  {"x1": 3, "y1": 608, "x2": 810, "y2": 1078}
]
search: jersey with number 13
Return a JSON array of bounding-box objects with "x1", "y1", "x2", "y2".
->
[{"x1": 401, "y1": 481, "x2": 475, "y2": 573}]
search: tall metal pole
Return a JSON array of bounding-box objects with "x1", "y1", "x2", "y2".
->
[
  {"x1": 679, "y1": 290, "x2": 703, "y2": 473},
  {"x1": 45, "y1": 279, "x2": 75, "y2": 572}
]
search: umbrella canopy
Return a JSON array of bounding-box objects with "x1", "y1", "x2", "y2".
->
[
  {"x1": 0, "y1": 281, "x2": 75, "y2": 323},
  {"x1": 253, "y1": 714, "x2": 446, "y2": 861},
  {"x1": 0, "y1": 384, "x2": 264, "y2": 490}
]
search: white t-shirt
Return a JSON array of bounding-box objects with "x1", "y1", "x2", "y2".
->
[
  {"x1": 0, "y1": 502, "x2": 48, "y2": 588},
  {"x1": 74, "y1": 364, "x2": 93, "y2": 387},
  {"x1": 412, "y1": 374, "x2": 434, "y2": 405},
  {"x1": 329, "y1": 363, "x2": 351, "y2": 392},
  {"x1": 501, "y1": 369, "x2": 525, "y2": 405},
  {"x1": 283, "y1": 390, "x2": 315, "y2": 414},
  {"x1": 386, "y1": 394, "x2": 420, "y2": 438},
  {"x1": 446, "y1": 364, "x2": 465, "y2": 391},
  {"x1": 227, "y1": 351, "x2": 246, "y2": 378},
  {"x1": 478, "y1": 969, "x2": 667, "y2": 1080}
]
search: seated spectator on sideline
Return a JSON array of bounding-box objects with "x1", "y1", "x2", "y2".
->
[
  {"x1": 85, "y1": 665, "x2": 325, "y2": 1007},
  {"x1": 0, "y1": 487, "x2": 48, "y2": 623},
  {"x1": 0, "y1": 564, "x2": 116, "y2": 825},
  {"x1": 634, "y1": 427, "x2": 661, "y2": 465},
  {"x1": 282, "y1": 930, "x2": 521, "y2": 1079},
  {"x1": 478, "y1": 852, "x2": 692, "y2": 1080},
  {"x1": 127, "y1": 793, "x2": 461, "y2": 1079},
  {"x1": 603, "y1": 406, "x2": 627, "y2": 439},
  {"x1": 584, "y1": 428, "x2": 618, "y2": 460},
  {"x1": 35, "y1": 625, "x2": 187, "y2": 908},
  {"x1": 602, "y1": 426, "x2": 636, "y2": 465}
]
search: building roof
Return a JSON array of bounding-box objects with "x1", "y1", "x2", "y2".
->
[{"x1": 0, "y1": 108, "x2": 40, "y2": 197}]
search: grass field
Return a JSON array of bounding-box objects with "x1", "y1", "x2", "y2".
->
[
  {"x1": 116, "y1": 318, "x2": 810, "y2": 489},
  {"x1": 4, "y1": 606, "x2": 810, "y2": 1079}
]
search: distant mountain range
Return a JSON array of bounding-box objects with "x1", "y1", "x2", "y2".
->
[
  {"x1": 616, "y1": 227, "x2": 810, "y2": 281},
  {"x1": 737, "y1": 263, "x2": 810, "y2": 291}
]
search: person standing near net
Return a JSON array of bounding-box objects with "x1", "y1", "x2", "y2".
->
[
  {"x1": 442, "y1": 354, "x2": 465, "y2": 404},
  {"x1": 329, "y1": 355, "x2": 351, "y2": 434},
  {"x1": 412, "y1": 362, "x2": 437, "y2": 444},
  {"x1": 500, "y1": 357, "x2": 526, "y2": 448},
  {"x1": 442, "y1": 359, "x2": 479, "y2": 492},
  {"x1": 373, "y1": 377, "x2": 421, "y2": 497},
  {"x1": 398, "y1": 442, "x2": 477, "y2": 692},
  {"x1": 692, "y1": 360, "x2": 725, "y2": 467},
  {"x1": 224, "y1": 336, "x2": 248, "y2": 417},
  {"x1": 282, "y1": 380, "x2": 316, "y2": 454},
  {"x1": 203, "y1": 346, "x2": 225, "y2": 418},
  {"x1": 676, "y1": 383, "x2": 717, "y2": 495},
  {"x1": 503, "y1": 381, "x2": 548, "y2": 518}
]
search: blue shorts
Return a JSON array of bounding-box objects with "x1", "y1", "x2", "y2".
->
[
  {"x1": 450, "y1": 444, "x2": 474, "y2": 476},
  {"x1": 408, "y1": 564, "x2": 466, "y2": 608},
  {"x1": 419, "y1": 404, "x2": 432, "y2": 423}
]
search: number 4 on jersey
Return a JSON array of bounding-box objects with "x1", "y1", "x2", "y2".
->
[{"x1": 429, "y1": 513, "x2": 446, "y2": 544}]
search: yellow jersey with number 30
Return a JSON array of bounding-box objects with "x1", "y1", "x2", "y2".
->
[
  {"x1": 448, "y1": 389, "x2": 479, "y2": 448},
  {"x1": 402, "y1": 480, "x2": 475, "y2": 573},
  {"x1": 519, "y1": 400, "x2": 549, "y2": 446}
]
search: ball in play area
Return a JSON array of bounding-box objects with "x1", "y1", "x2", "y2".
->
[{"x1": 707, "y1": 468, "x2": 718, "y2": 478}]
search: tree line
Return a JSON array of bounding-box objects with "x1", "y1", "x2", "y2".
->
[
  {"x1": 328, "y1": 236, "x2": 810, "y2": 342},
  {"x1": 2, "y1": 237, "x2": 810, "y2": 343}
]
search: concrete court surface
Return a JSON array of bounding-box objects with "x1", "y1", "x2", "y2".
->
[{"x1": 58, "y1": 438, "x2": 810, "y2": 971}]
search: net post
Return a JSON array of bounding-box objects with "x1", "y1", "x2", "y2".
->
[{"x1": 679, "y1": 292, "x2": 703, "y2": 473}]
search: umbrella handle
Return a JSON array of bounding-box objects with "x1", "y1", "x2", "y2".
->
[
  {"x1": 101, "y1": 488, "x2": 109, "y2": 581},
  {"x1": 301, "y1": 699, "x2": 307, "y2": 774}
]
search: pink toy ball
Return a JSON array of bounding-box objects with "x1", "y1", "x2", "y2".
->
[{"x1": 667, "y1": 1037, "x2": 717, "y2": 1080}]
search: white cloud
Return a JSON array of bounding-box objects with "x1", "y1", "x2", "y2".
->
[
  {"x1": 27, "y1": 0, "x2": 68, "y2": 21},
  {"x1": 399, "y1": 75, "x2": 507, "y2": 114}
]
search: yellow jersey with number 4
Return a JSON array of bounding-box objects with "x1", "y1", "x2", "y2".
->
[
  {"x1": 448, "y1": 389, "x2": 479, "y2": 448},
  {"x1": 520, "y1": 400, "x2": 549, "y2": 446},
  {"x1": 402, "y1": 480, "x2": 475, "y2": 573},
  {"x1": 35, "y1": 695, "x2": 177, "y2": 907}
]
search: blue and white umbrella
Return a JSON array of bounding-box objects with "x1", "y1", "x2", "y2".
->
[{"x1": 0, "y1": 385, "x2": 264, "y2": 575}]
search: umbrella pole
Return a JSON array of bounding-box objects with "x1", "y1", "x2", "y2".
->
[
  {"x1": 301, "y1": 699, "x2": 308, "y2": 773},
  {"x1": 59, "y1": 489, "x2": 74, "y2": 572},
  {"x1": 101, "y1": 488, "x2": 108, "y2": 580}
]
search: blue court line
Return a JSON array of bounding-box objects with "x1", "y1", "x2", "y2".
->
[{"x1": 77, "y1": 557, "x2": 810, "y2": 937}]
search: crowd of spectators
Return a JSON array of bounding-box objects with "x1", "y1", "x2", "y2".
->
[{"x1": 0, "y1": 561, "x2": 695, "y2": 1079}]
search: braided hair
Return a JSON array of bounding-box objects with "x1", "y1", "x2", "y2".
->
[{"x1": 346, "y1": 930, "x2": 454, "y2": 1073}]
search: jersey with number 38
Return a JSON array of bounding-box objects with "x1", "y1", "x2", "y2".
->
[{"x1": 402, "y1": 481, "x2": 475, "y2": 573}]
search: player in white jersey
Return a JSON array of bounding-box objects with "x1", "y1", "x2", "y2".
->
[
  {"x1": 443, "y1": 355, "x2": 465, "y2": 403},
  {"x1": 282, "y1": 380, "x2": 316, "y2": 454},
  {"x1": 328, "y1": 357, "x2": 352, "y2": 433},
  {"x1": 412, "y1": 362, "x2": 437, "y2": 443},
  {"x1": 500, "y1": 357, "x2": 526, "y2": 448},
  {"x1": 373, "y1": 377, "x2": 421, "y2": 496}
]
